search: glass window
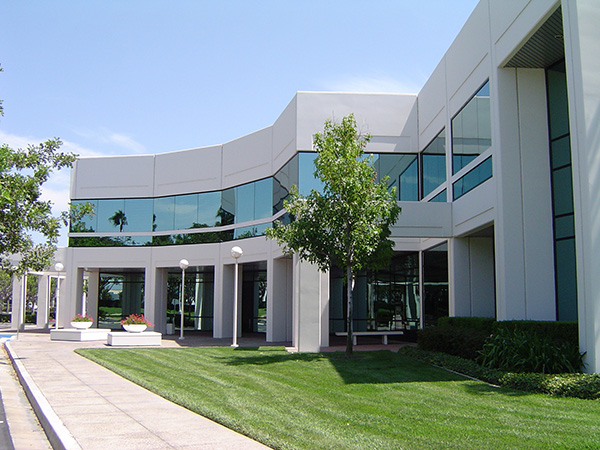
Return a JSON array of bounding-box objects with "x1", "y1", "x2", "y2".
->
[
  {"x1": 153, "y1": 197, "x2": 175, "y2": 231},
  {"x1": 96, "y1": 199, "x2": 125, "y2": 232},
  {"x1": 298, "y1": 152, "x2": 324, "y2": 196},
  {"x1": 421, "y1": 129, "x2": 446, "y2": 199},
  {"x1": 453, "y1": 157, "x2": 493, "y2": 200},
  {"x1": 452, "y1": 81, "x2": 491, "y2": 174},
  {"x1": 429, "y1": 190, "x2": 447, "y2": 203},
  {"x1": 552, "y1": 166, "x2": 574, "y2": 216},
  {"x1": 555, "y1": 238, "x2": 577, "y2": 321},
  {"x1": 174, "y1": 194, "x2": 198, "y2": 230},
  {"x1": 123, "y1": 198, "x2": 153, "y2": 232},
  {"x1": 399, "y1": 156, "x2": 418, "y2": 201},
  {"x1": 273, "y1": 155, "x2": 299, "y2": 213},
  {"x1": 254, "y1": 178, "x2": 272, "y2": 220},
  {"x1": 220, "y1": 188, "x2": 235, "y2": 226},
  {"x1": 70, "y1": 199, "x2": 98, "y2": 232},
  {"x1": 197, "y1": 192, "x2": 221, "y2": 228},
  {"x1": 423, "y1": 243, "x2": 449, "y2": 327}
]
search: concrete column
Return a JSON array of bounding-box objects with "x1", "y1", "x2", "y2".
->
[
  {"x1": 562, "y1": 0, "x2": 600, "y2": 373},
  {"x1": 292, "y1": 256, "x2": 328, "y2": 352},
  {"x1": 267, "y1": 257, "x2": 293, "y2": 342},
  {"x1": 10, "y1": 275, "x2": 23, "y2": 331},
  {"x1": 469, "y1": 238, "x2": 496, "y2": 318},
  {"x1": 36, "y1": 275, "x2": 49, "y2": 328},
  {"x1": 449, "y1": 237, "x2": 471, "y2": 317},
  {"x1": 215, "y1": 263, "x2": 234, "y2": 338},
  {"x1": 149, "y1": 267, "x2": 168, "y2": 333},
  {"x1": 494, "y1": 68, "x2": 556, "y2": 320},
  {"x1": 87, "y1": 270, "x2": 100, "y2": 326}
]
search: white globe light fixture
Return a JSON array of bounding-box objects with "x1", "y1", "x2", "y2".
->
[
  {"x1": 54, "y1": 263, "x2": 64, "y2": 330},
  {"x1": 230, "y1": 246, "x2": 243, "y2": 348},
  {"x1": 178, "y1": 259, "x2": 189, "y2": 340}
]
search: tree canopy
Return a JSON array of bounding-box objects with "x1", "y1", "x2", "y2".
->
[
  {"x1": 0, "y1": 139, "x2": 78, "y2": 274},
  {"x1": 266, "y1": 114, "x2": 400, "y2": 356}
]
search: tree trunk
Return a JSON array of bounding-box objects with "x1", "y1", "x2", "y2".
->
[{"x1": 345, "y1": 263, "x2": 353, "y2": 357}]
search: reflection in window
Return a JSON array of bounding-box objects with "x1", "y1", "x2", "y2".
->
[
  {"x1": 452, "y1": 81, "x2": 491, "y2": 174},
  {"x1": 298, "y1": 153, "x2": 323, "y2": 196},
  {"x1": 399, "y1": 156, "x2": 418, "y2": 201},
  {"x1": 70, "y1": 199, "x2": 98, "y2": 232},
  {"x1": 421, "y1": 129, "x2": 446, "y2": 199},
  {"x1": 273, "y1": 155, "x2": 299, "y2": 213},
  {"x1": 124, "y1": 198, "x2": 153, "y2": 232},
  {"x1": 423, "y1": 243, "x2": 448, "y2": 327},
  {"x1": 167, "y1": 267, "x2": 214, "y2": 331},
  {"x1": 97, "y1": 272, "x2": 144, "y2": 329},
  {"x1": 329, "y1": 252, "x2": 420, "y2": 333},
  {"x1": 97, "y1": 199, "x2": 125, "y2": 233},
  {"x1": 453, "y1": 157, "x2": 492, "y2": 200},
  {"x1": 429, "y1": 190, "x2": 447, "y2": 203}
]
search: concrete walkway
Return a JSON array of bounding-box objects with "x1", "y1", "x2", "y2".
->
[{"x1": 4, "y1": 332, "x2": 273, "y2": 450}]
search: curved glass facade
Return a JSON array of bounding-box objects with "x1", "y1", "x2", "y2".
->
[{"x1": 70, "y1": 151, "x2": 411, "y2": 247}]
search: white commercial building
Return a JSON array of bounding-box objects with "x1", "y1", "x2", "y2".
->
[{"x1": 14, "y1": 0, "x2": 600, "y2": 372}]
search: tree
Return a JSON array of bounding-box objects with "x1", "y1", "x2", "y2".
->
[
  {"x1": 266, "y1": 114, "x2": 400, "y2": 356},
  {"x1": 0, "y1": 139, "x2": 77, "y2": 274}
]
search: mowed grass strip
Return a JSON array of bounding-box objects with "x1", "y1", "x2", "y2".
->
[{"x1": 76, "y1": 347, "x2": 600, "y2": 450}]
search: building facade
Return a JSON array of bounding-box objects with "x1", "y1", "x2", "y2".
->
[{"x1": 25, "y1": 0, "x2": 599, "y2": 371}]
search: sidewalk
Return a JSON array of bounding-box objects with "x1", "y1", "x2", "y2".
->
[{"x1": 4, "y1": 331, "x2": 271, "y2": 450}]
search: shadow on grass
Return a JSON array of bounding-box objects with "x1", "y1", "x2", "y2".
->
[
  {"x1": 218, "y1": 348, "x2": 465, "y2": 384},
  {"x1": 461, "y1": 381, "x2": 531, "y2": 398}
]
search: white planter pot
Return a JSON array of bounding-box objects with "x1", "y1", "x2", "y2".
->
[
  {"x1": 123, "y1": 324, "x2": 147, "y2": 333},
  {"x1": 71, "y1": 321, "x2": 92, "y2": 330}
]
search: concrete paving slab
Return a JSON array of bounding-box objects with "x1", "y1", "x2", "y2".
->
[{"x1": 4, "y1": 332, "x2": 271, "y2": 449}]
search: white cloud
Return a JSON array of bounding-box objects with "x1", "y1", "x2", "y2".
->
[
  {"x1": 320, "y1": 74, "x2": 424, "y2": 95},
  {"x1": 72, "y1": 127, "x2": 147, "y2": 155}
]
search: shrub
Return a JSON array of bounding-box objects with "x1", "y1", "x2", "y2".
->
[
  {"x1": 418, "y1": 325, "x2": 489, "y2": 361},
  {"x1": 438, "y1": 316, "x2": 495, "y2": 334},
  {"x1": 478, "y1": 328, "x2": 584, "y2": 374},
  {"x1": 400, "y1": 346, "x2": 502, "y2": 385},
  {"x1": 500, "y1": 372, "x2": 600, "y2": 400},
  {"x1": 493, "y1": 320, "x2": 578, "y2": 348}
]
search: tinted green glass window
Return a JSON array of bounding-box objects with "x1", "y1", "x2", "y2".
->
[
  {"x1": 298, "y1": 152, "x2": 323, "y2": 196},
  {"x1": 421, "y1": 129, "x2": 446, "y2": 198},
  {"x1": 429, "y1": 189, "x2": 447, "y2": 203},
  {"x1": 551, "y1": 136, "x2": 571, "y2": 169},
  {"x1": 273, "y1": 154, "x2": 299, "y2": 213},
  {"x1": 174, "y1": 194, "x2": 198, "y2": 230},
  {"x1": 453, "y1": 157, "x2": 492, "y2": 200},
  {"x1": 124, "y1": 198, "x2": 153, "y2": 232},
  {"x1": 399, "y1": 156, "x2": 418, "y2": 201},
  {"x1": 153, "y1": 197, "x2": 175, "y2": 231},
  {"x1": 254, "y1": 178, "x2": 272, "y2": 220},
  {"x1": 423, "y1": 243, "x2": 449, "y2": 327},
  {"x1": 70, "y1": 199, "x2": 98, "y2": 232},
  {"x1": 452, "y1": 81, "x2": 491, "y2": 174},
  {"x1": 220, "y1": 188, "x2": 235, "y2": 226},
  {"x1": 235, "y1": 183, "x2": 255, "y2": 223},
  {"x1": 555, "y1": 238, "x2": 577, "y2": 321},
  {"x1": 97, "y1": 199, "x2": 125, "y2": 232},
  {"x1": 552, "y1": 166, "x2": 574, "y2": 215},
  {"x1": 197, "y1": 192, "x2": 221, "y2": 227}
]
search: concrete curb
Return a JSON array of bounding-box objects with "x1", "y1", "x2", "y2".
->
[{"x1": 4, "y1": 342, "x2": 82, "y2": 450}]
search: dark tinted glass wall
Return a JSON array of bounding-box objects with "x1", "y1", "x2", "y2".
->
[
  {"x1": 547, "y1": 59, "x2": 577, "y2": 321},
  {"x1": 423, "y1": 243, "x2": 449, "y2": 327},
  {"x1": 452, "y1": 81, "x2": 491, "y2": 174}
]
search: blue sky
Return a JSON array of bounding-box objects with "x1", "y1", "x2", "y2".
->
[{"x1": 1, "y1": 0, "x2": 478, "y2": 246}]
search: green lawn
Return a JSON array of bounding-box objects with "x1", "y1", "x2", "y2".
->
[{"x1": 76, "y1": 347, "x2": 600, "y2": 450}]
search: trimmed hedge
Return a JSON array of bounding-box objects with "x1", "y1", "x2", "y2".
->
[
  {"x1": 417, "y1": 326, "x2": 488, "y2": 361},
  {"x1": 400, "y1": 346, "x2": 501, "y2": 385},
  {"x1": 438, "y1": 316, "x2": 495, "y2": 334},
  {"x1": 500, "y1": 372, "x2": 600, "y2": 400},
  {"x1": 493, "y1": 320, "x2": 578, "y2": 348},
  {"x1": 401, "y1": 346, "x2": 600, "y2": 400}
]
